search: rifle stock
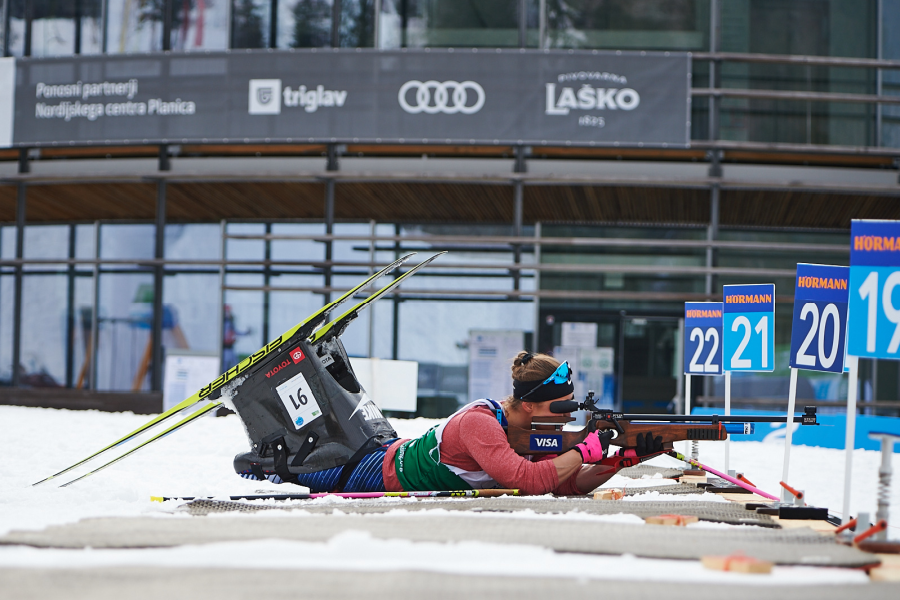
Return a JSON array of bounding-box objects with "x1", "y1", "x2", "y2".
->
[{"x1": 508, "y1": 421, "x2": 727, "y2": 456}]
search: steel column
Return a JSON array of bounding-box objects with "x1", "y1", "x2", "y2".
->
[
  {"x1": 270, "y1": 0, "x2": 279, "y2": 49},
  {"x1": 707, "y1": 0, "x2": 721, "y2": 177},
  {"x1": 162, "y1": 0, "x2": 172, "y2": 51},
  {"x1": 331, "y1": 0, "x2": 342, "y2": 47},
  {"x1": 65, "y1": 224, "x2": 76, "y2": 387},
  {"x1": 518, "y1": 0, "x2": 527, "y2": 48},
  {"x1": 11, "y1": 183, "x2": 25, "y2": 387},
  {"x1": 151, "y1": 181, "x2": 166, "y2": 391}
]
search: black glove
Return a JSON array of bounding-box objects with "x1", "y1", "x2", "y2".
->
[
  {"x1": 635, "y1": 431, "x2": 663, "y2": 457},
  {"x1": 598, "y1": 430, "x2": 615, "y2": 456}
]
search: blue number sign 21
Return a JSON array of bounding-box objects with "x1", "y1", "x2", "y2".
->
[
  {"x1": 684, "y1": 302, "x2": 723, "y2": 375},
  {"x1": 848, "y1": 220, "x2": 900, "y2": 359},
  {"x1": 789, "y1": 263, "x2": 849, "y2": 373},
  {"x1": 723, "y1": 284, "x2": 775, "y2": 372}
]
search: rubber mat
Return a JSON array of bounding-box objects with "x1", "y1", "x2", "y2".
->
[
  {"x1": 182, "y1": 497, "x2": 775, "y2": 527},
  {"x1": 617, "y1": 483, "x2": 705, "y2": 496},
  {"x1": 618, "y1": 465, "x2": 684, "y2": 479}
]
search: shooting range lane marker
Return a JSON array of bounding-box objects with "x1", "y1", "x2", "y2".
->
[
  {"x1": 782, "y1": 367, "x2": 798, "y2": 503},
  {"x1": 845, "y1": 219, "x2": 900, "y2": 524},
  {"x1": 684, "y1": 373, "x2": 691, "y2": 461},
  {"x1": 683, "y1": 301, "x2": 725, "y2": 467},
  {"x1": 722, "y1": 284, "x2": 775, "y2": 475},
  {"x1": 724, "y1": 371, "x2": 730, "y2": 473},
  {"x1": 786, "y1": 263, "x2": 850, "y2": 505}
]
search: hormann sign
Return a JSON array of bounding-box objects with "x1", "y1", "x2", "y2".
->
[{"x1": 4, "y1": 49, "x2": 691, "y2": 148}]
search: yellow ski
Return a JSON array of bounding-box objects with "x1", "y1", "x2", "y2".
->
[{"x1": 60, "y1": 402, "x2": 223, "y2": 488}]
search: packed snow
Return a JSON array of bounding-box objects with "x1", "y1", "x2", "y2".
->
[
  {"x1": 0, "y1": 532, "x2": 870, "y2": 586},
  {"x1": 0, "y1": 405, "x2": 897, "y2": 584}
]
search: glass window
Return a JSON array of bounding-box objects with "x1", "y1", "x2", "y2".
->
[
  {"x1": 278, "y1": 0, "x2": 333, "y2": 48},
  {"x1": 6, "y1": 0, "x2": 26, "y2": 56},
  {"x1": 716, "y1": 0, "x2": 877, "y2": 146},
  {"x1": 339, "y1": 0, "x2": 375, "y2": 47},
  {"x1": 0, "y1": 275, "x2": 14, "y2": 383},
  {"x1": 30, "y1": 0, "x2": 87, "y2": 57},
  {"x1": 403, "y1": 0, "x2": 519, "y2": 48},
  {"x1": 223, "y1": 272, "x2": 263, "y2": 369},
  {"x1": 170, "y1": 0, "x2": 230, "y2": 51},
  {"x1": 100, "y1": 224, "x2": 154, "y2": 262},
  {"x1": 165, "y1": 223, "x2": 220, "y2": 267},
  {"x1": 79, "y1": 0, "x2": 104, "y2": 54},
  {"x1": 95, "y1": 272, "x2": 155, "y2": 391},
  {"x1": 20, "y1": 275, "x2": 68, "y2": 387},
  {"x1": 106, "y1": 0, "x2": 164, "y2": 54},
  {"x1": 23, "y1": 225, "x2": 69, "y2": 273},
  {"x1": 72, "y1": 275, "x2": 93, "y2": 388},
  {"x1": 231, "y1": 0, "x2": 271, "y2": 48},
  {"x1": 544, "y1": 0, "x2": 709, "y2": 51},
  {"x1": 164, "y1": 273, "x2": 220, "y2": 354}
]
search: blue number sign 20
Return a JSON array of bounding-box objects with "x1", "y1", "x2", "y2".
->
[{"x1": 789, "y1": 263, "x2": 849, "y2": 373}]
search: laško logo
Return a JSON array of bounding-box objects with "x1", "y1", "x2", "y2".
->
[
  {"x1": 265, "y1": 359, "x2": 291, "y2": 378},
  {"x1": 290, "y1": 347, "x2": 305, "y2": 364}
]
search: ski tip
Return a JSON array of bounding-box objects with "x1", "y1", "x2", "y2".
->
[
  {"x1": 150, "y1": 496, "x2": 164, "y2": 503},
  {"x1": 31, "y1": 476, "x2": 53, "y2": 487}
]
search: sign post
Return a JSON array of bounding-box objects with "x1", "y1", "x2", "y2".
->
[
  {"x1": 786, "y1": 264, "x2": 849, "y2": 501},
  {"x1": 846, "y1": 219, "x2": 900, "y2": 523},
  {"x1": 683, "y1": 302, "x2": 724, "y2": 462},
  {"x1": 723, "y1": 284, "x2": 775, "y2": 474}
]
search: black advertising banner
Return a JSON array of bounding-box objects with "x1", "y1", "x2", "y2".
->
[{"x1": 9, "y1": 49, "x2": 691, "y2": 148}]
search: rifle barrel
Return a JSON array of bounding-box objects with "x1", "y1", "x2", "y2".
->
[{"x1": 594, "y1": 414, "x2": 810, "y2": 423}]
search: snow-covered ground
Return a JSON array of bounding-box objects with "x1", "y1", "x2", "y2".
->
[{"x1": 0, "y1": 405, "x2": 896, "y2": 585}]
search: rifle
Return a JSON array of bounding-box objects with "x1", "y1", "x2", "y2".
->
[{"x1": 507, "y1": 391, "x2": 818, "y2": 460}]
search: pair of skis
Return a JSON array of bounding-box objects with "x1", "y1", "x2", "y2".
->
[{"x1": 34, "y1": 252, "x2": 445, "y2": 488}]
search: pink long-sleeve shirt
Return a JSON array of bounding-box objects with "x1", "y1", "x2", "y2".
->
[{"x1": 382, "y1": 405, "x2": 583, "y2": 495}]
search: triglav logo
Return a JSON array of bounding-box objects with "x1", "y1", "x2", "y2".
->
[
  {"x1": 248, "y1": 79, "x2": 282, "y2": 115},
  {"x1": 398, "y1": 80, "x2": 485, "y2": 115},
  {"x1": 248, "y1": 79, "x2": 347, "y2": 115}
]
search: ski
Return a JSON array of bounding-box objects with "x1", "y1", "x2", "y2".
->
[
  {"x1": 309, "y1": 252, "x2": 447, "y2": 345},
  {"x1": 32, "y1": 254, "x2": 415, "y2": 487},
  {"x1": 151, "y1": 489, "x2": 520, "y2": 502},
  {"x1": 59, "y1": 402, "x2": 223, "y2": 488},
  {"x1": 669, "y1": 451, "x2": 779, "y2": 501}
]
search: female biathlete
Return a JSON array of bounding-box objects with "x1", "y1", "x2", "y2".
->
[{"x1": 284, "y1": 352, "x2": 664, "y2": 495}]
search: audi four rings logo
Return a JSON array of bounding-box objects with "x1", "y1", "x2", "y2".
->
[{"x1": 398, "y1": 80, "x2": 485, "y2": 115}]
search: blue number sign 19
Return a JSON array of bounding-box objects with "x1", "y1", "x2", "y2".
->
[
  {"x1": 684, "y1": 302, "x2": 723, "y2": 375},
  {"x1": 789, "y1": 264, "x2": 849, "y2": 373},
  {"x1": 848, "y1": 220, "x2": 900, "y2": 359},
  {"x1": 723, "y1": 284, "x2": 775, "y2": 372}
]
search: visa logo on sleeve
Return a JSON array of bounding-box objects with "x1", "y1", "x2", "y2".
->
[{"x1": 529, "y1": 434, "x2": 562, "y2": 451}]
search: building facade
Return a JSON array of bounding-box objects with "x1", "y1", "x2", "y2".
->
[{"x1": 1, "y1": 0, "x2": 899, "y2": 416}]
